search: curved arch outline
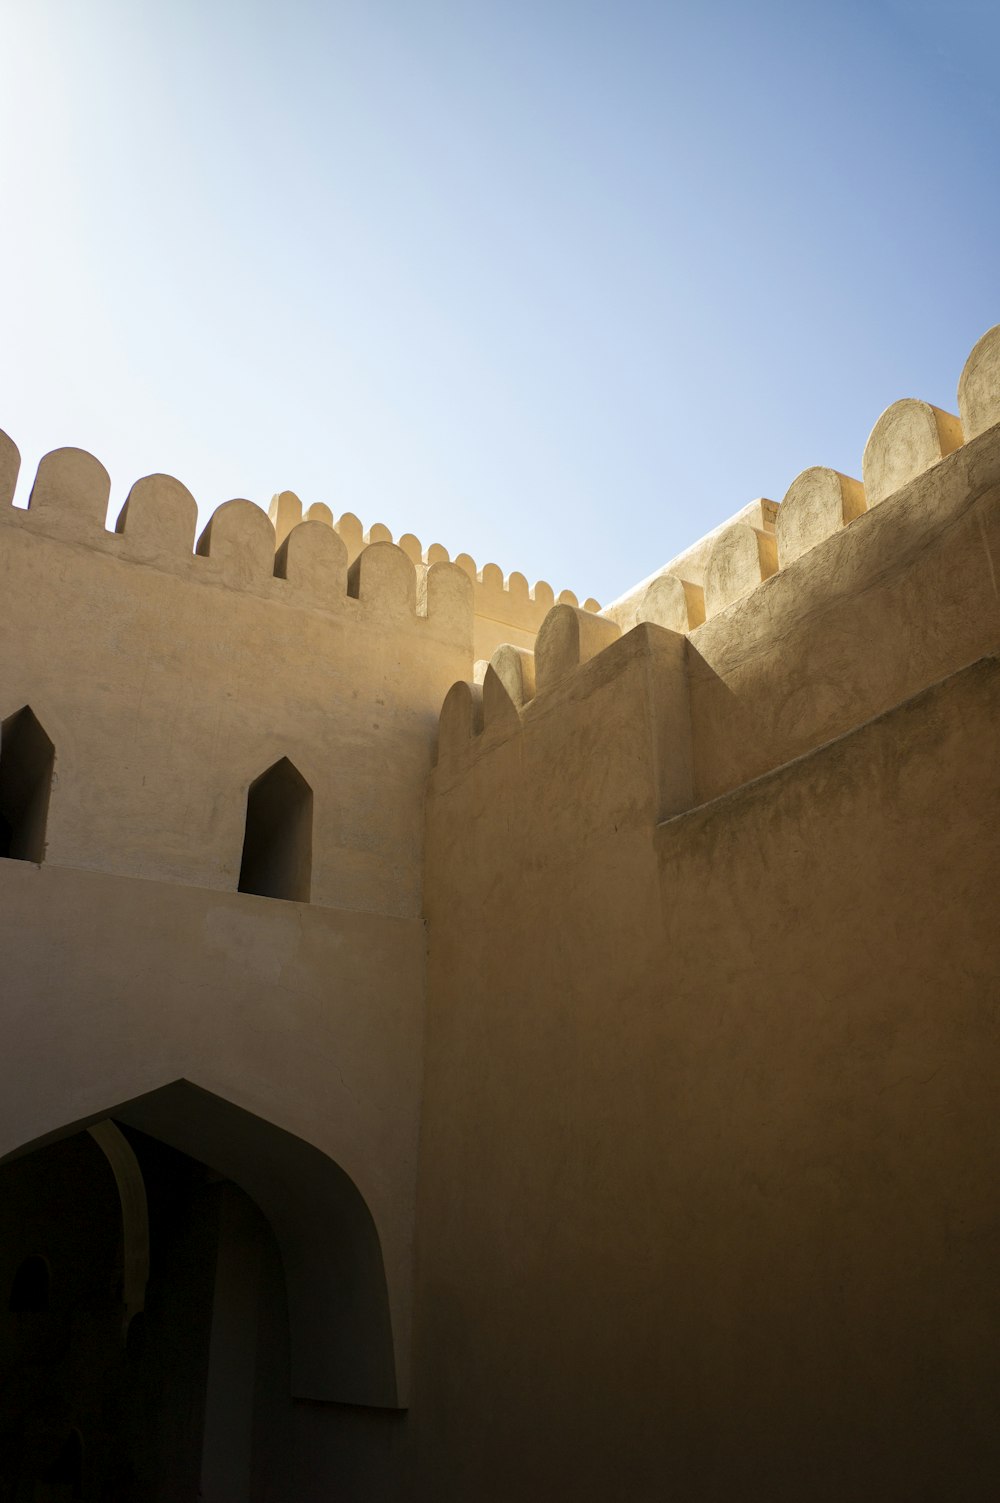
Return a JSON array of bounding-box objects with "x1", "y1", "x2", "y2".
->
[
  {"x1": 87, "y1": 1118, "x2": 149, "y2": 1333},
  {"x1": 2, "y1": 1079, "x2": 399, "y2": 1407}
]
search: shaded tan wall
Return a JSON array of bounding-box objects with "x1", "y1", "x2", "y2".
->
[
  {"x1": 3, "y1": 387, "x2": 1000, "y2": 1495},
  {"x1": 0, "y1": 453, "x2": 476, "y2": 1409},
  {"x1": 0, "y1": 861, "x2": 423, "y2": 1405},
  {"x1": 415, "y1": 618, "x2": 1000, "y2": 1500}
]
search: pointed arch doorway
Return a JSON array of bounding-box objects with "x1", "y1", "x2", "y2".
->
[{"x1": 0, "y1": 1081, "x2": 399, "y2": 1501}]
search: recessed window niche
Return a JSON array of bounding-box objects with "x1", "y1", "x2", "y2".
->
[
  {"x1": 238, "y1": 758, "x2": 312, "y2": 902},
  {"x1": 0, "y1": 707, "x2": 54, "y2": 862}
]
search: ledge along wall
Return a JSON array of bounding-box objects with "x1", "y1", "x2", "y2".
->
[
  {"x1": 412, "y1": 327, "x2": 1000, "y2": 1500},
  {"x1": 0, "y1": 436, "x2": 475, "y2": 1408}
]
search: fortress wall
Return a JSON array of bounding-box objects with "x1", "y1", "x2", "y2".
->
[
  {"x1": 416, "y1": 626, "x2": 675, "y2": 1498},
  {"x1": 686, "y1": 422, "x2": 1000, "y2": 803},
  {"x1": 0, "y1": 439, "x2": 473, "y2": 916},
  {"x1": 469, "y1": 606, "x2": 542, "y2": 664},
  {"x1": 2, "y1": 324, "x2": 997, "y2": 1493},
  {"x1": 268, "y1": 489, "x2": 600, "y2": 665},
  {"x1": 595, "y1": 327, "x2": 1000, "y2": 805},
  {"x1": 0, "y1": 860, "x2": 423, "y2": 1407},
  {"x1": 436, "y1": 346, "x2": 1000, "y2": 819},
  {"x1": 416, "y1": 640, "x2": 1000, "y2": 1499},
  {"x1": 0, "y1": 436, "x2": 477, "y2": 1414}
]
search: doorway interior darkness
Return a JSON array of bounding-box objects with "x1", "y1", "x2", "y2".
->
[
  {"x1": 0, "y1": 1122, "x2": 291, "y2": 1501},
  {"x1": 0, "y1": 1081, "x2": 400, "y2": 1501}
]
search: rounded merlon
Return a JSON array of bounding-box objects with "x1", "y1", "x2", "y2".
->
[
  {"x1": 196, "y1": 498, "x2": 276, "y2": 586},
  {"x1": 489, "y1": 643, "x2": 536, "y2": 708},
  {"x1": 636, "y1": 574, "x2": 702, "y2": 633},
  {"x1": 274, "y1": 519, "x2": 348, "y2": 605},
  {"x1": 0, "y1": 427, "x2": 20, "y2": 508},
  {"x1": 268, "y1": 491, "x2": 303, "y2": 547},
  {"x1": 28, "y1": 447, "x2": 112, "y2": 539},
  {"x1": 704, "y1": 520, "x2": 779, "y2": 617},
  {"x1": 347, "y1": 541, "x2": 417, "y2": 615},
  {"x1": 862, "y1": 399, "x2": 963, "y2": 507},
  {"x1": 534, "y1": 603, "x2": 621, "y2": 693},
  {"x1": 776, "y1": 467, "x2": 866, "y2": 567},
  {"x1": 958, "y1": 324, "x2": 1000, "y2": 441},
  {"x1": 117, "y1": 474, "x2": 198, "y2": 562}
]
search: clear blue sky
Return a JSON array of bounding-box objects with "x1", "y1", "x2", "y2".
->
[{"x1": 2, "y1": 0, "x2": 997, "y2": 604}]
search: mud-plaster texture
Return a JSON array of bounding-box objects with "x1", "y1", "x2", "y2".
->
[{"x1": 1, "y1": 323, "x2": 999, "y2": 1501}]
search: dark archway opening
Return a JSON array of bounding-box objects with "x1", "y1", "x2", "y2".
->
[
  {"x1": 0, "y1": 706, "x2": 55, "y2": 862},
  {"x1": 238, "y1": 758, "x2": 312, "y2": 902},
  {"x1": 0, "y1": 1083, "x2": 399, "y2": 1501},
  {"x1": 8, "y1": 1253, "x2": 49, "y2": 1313},
  {"x1": 0, "y1": 1123, "x2": 292, "y2": 1503},
  {"x1": 36, "y1": 1426, "x2": 82, "y2": 1500}
]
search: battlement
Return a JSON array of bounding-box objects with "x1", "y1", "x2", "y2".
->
[
  {"x1": 4, "y1": 321, "x2": 1000, "y2": 849},
  {"x1": 435, "y1": 323, "x2": 1000, "y2": 816},
  {"x1": 0, "y1": 435, "x2": 481, "y2": 921},
  {"x1": 0, "y1": 434, "x2": 600, "y2": 663},
  {"x1": 600, "y1": 323, "x2": 1000, "y2": 633},
  {"x1": 268, "y1": 488, "x2": 601, "y2": 662},
  {"x1": 4, "y1": 303, "x2": 999, "y2": 1497},
  {"x1": 0, "y1": 435, "x2": 479, "y2": 644}
]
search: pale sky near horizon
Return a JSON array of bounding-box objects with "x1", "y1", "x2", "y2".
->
[{"x1": 1, "y1": 0, "x2": 998, "y2": 604}]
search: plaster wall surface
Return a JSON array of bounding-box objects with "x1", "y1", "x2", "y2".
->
[
  {"x1": 2, "y1": 331, "x2": 1000, "y2": 1497},
  {"x1": 266, "y1": 485, "x2": 597, "y2": 666},
  {"x1": 0, "y1": 451, "x2": 475, "y2": 1409},
  {"x1": 470, "y1": 611, "x2": 540, "y2": 665},
  {"x1": 685, "y1": 424, "x2": 1000, "y2": 804},
  {"x1": 415, "y1": 647, "x2": 1000, "y2": 1500},
  {"x1": 0, "y1": 862, "x2": 422, "y2": 1404},
  {"x1": 0, "y1": 472, "x2": 472, "y2": 913}
]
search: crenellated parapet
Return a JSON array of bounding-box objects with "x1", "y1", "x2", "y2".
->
[
  {"x1": 0, "y1": 436, "x2": 474, "y2": 644},
  {"x1": 0, "y1": 435, "x2": 460, "y2": 1413},
  {"x1": 438, "y1": 604, "x2": 619, "y2": 766},
  {"x1": 0, "y1": 430, "x2": 486, "y2": 920},
  {"x1": 6, "y1": 322, "x2": 1000, "y2": 847},
  {"x1": 602, "y1": 324, "x2": 1000, "y2": 633},
  {"x1": 267, "y1": 487, "x2": 600, "y2": 661},
  {"x1": 0, "y1": 428, "x2": 602, "y2": 662},
  {"x1": 434, "y1": 323, "x2": 1000, "y2": 820}
]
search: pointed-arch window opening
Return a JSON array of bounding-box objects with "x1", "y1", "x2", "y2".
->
[
  {"x1": 0, "y1": 706, "x2": 54, "y2": 862},
  {"x1": 238, "y1": 757, "x2": 312, "y2": 902}
]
